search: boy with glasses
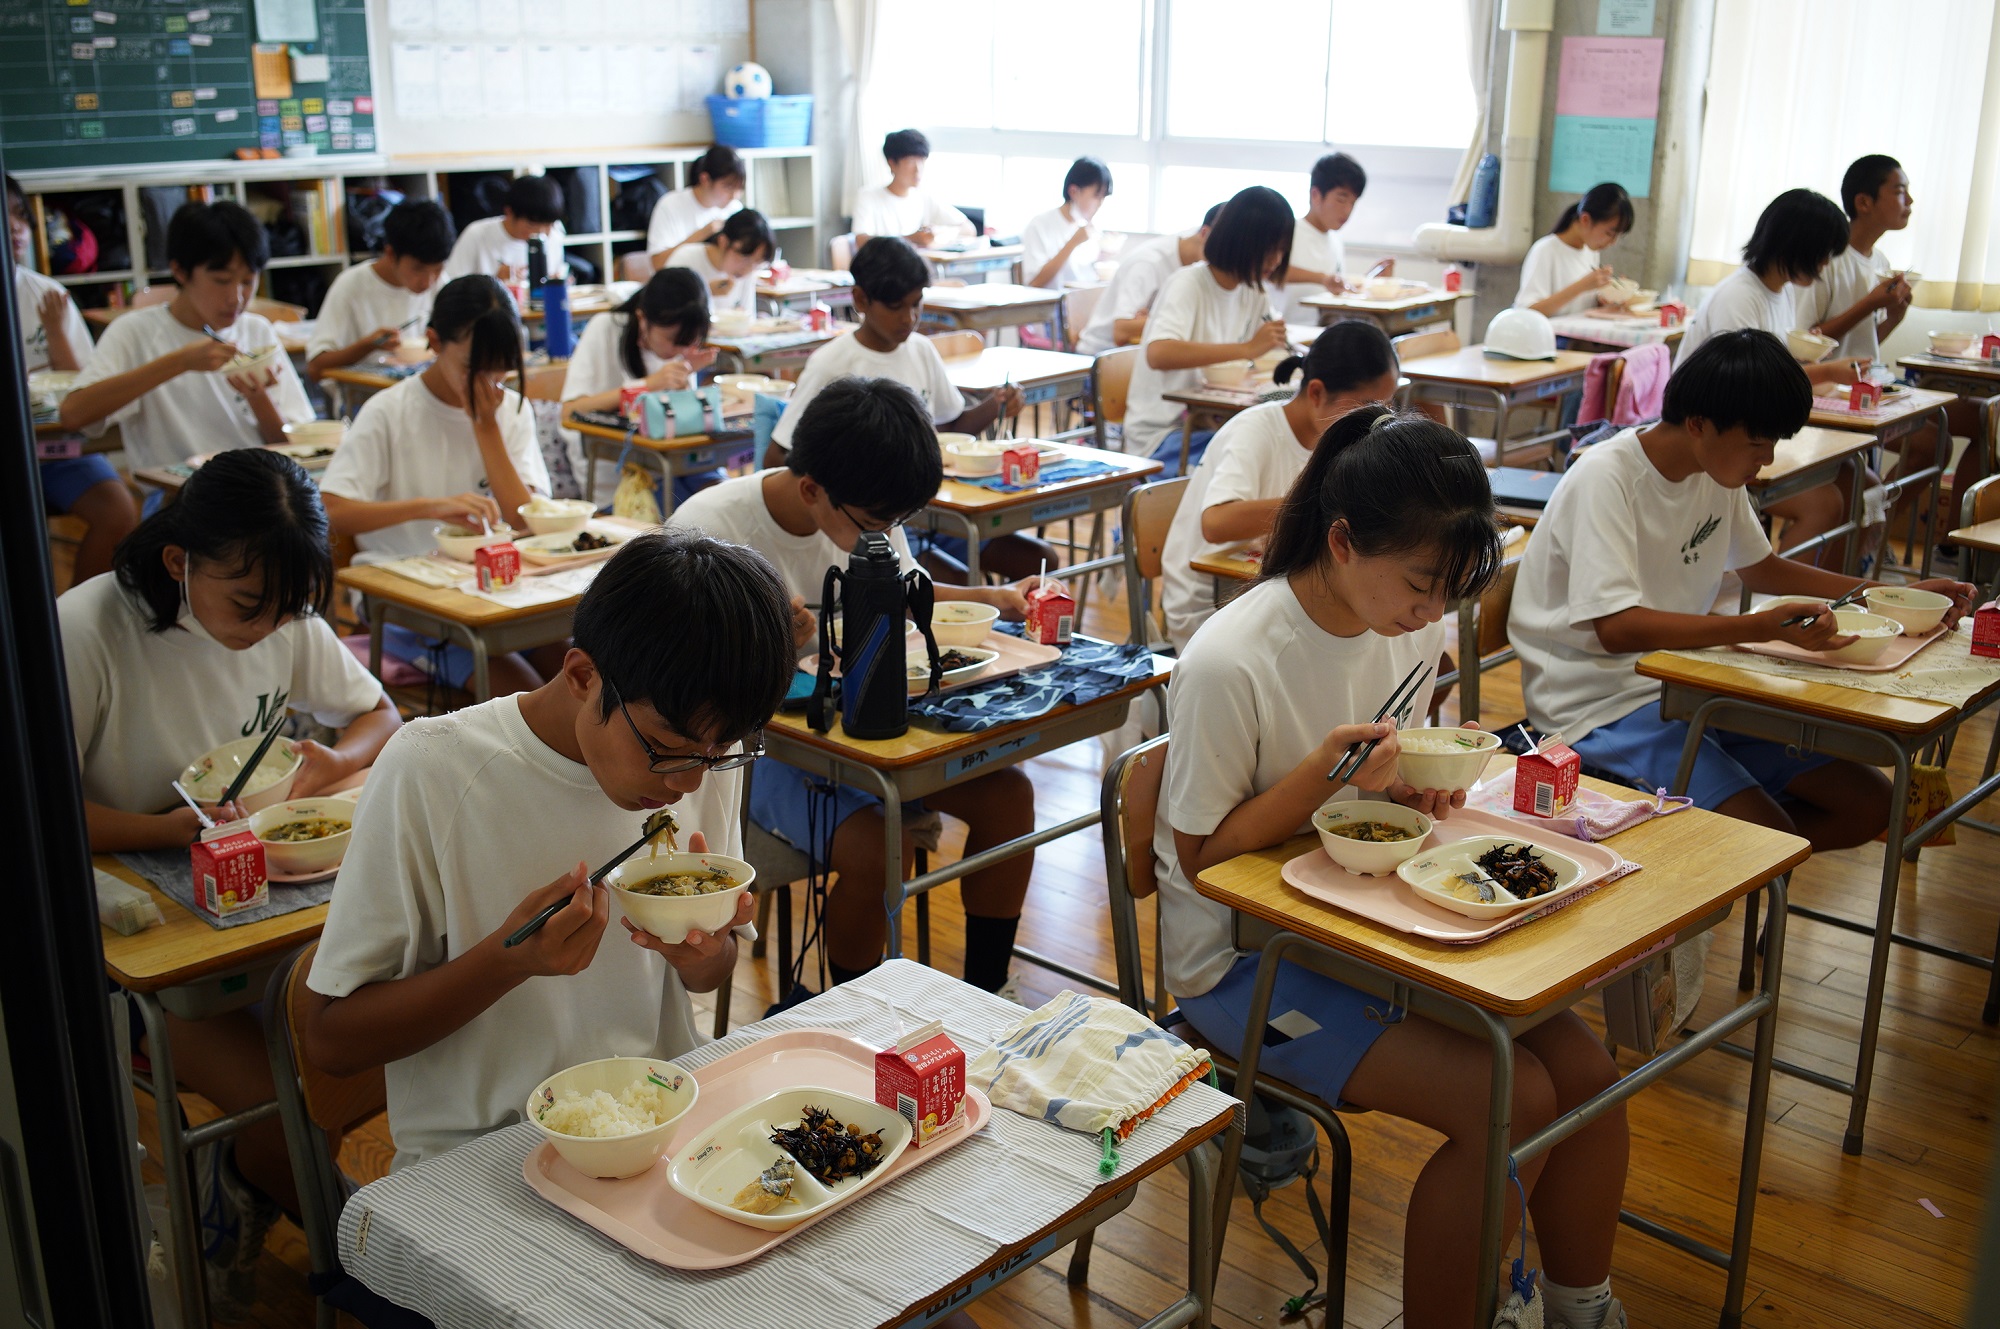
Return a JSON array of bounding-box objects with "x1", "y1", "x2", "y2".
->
[
  {"x1": 299, "y1": 531, "x2": 795, "y2": 1168},
  {"x1": 671, "y1": 376, "x2": 1041, "y2": 998}
]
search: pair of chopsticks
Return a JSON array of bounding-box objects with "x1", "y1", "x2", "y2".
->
[
  {"x1": 218, "y1": 724, "x2": 288, "y2": 806},
  {"x1": 502, "y1": 829, "x2": 660, "y2": 948},
  {"x1": 1781, "y1": 585, "x2": 1869, "y2": 628},
  {"x1": 1326, "y1": 660, "x2": 1431, "y2": 783}
]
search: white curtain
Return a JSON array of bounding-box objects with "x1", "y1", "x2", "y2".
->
[
  {"x1": 1688, "y1": 0, "x2": 2000, "y2": 311},
  {"x1": 1447, "y1": 0, "x2": 1497, "y2": 206},
  {"x1": 832, "y1": 0, "x2": 880, "y2": 220}
]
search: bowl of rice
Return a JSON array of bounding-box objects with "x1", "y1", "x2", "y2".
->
[
  {"x1": 179, "y1": 733, "x2": 303, "y2": 814},
  {"x1": 527, "y1": 1056, "x2": 699, "y2": 1179},
  {"x1": 1394, "y1": 726, "x2": 1503, "y2": 794},
  {"x1": 605, "y1": 849, "x2": 755, "y2": 945}
]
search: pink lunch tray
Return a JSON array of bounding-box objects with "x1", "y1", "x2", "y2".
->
[
  {"x1": 1735, "y1": 620, "x2": 1950, "y2": 672},
  {"x1": 1279, "y1": 807, "x2": 1634, "y2": 945},
  {"x1": 522, "y1": 1027, "x2": 990, "y2": 1269}
]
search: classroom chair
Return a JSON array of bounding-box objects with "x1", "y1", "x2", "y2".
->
[
  {"x1": 1121, "y1": 476, "x2": 1189, "y2": 652},
  {"x1": 1101, "y1": 736, "x2": 1354, "y2": 1323},
  {"x1": 829, "y1": 233, "x2": 858, "y2": 272},
  {"x1": 1391, "y1": 327, "x2": 1546, "y2": 466},
  {"x1": 522, "y1": 361, "x2": 568, "y2": 402},
  {"x1": 1433, "y1": 535, "x2": 1527, "y2": 725},
  {"x1": 927, "y1": 329, "x2": 984, "y2": 361},
  {"x1": 264, "y1": 942, "x2": 388, "y2": 1329},
  {"x1": 250, "y1": 297, "x2": 307, "y2": 323},
  {"x1": 1061, "y1": 285, "x2": 1105, "y2": 354},
  {"x1": 128, "y1": 285, "x2": 178, "y2": 309},
  {"x1": 1092, "y1": 345, "x2": 1138, "y2": 453}
]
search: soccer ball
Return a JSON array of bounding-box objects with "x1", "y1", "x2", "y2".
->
[{"x1": 723, "y1": 62, "x2": 772, "y2": 99}]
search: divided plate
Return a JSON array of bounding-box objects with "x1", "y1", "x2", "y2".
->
[
  {"x1": 514, "y1": 522, "x2": 636, "y2": 566},
  {"x1": 522, "y1": 1028, "x2": 989, "y2": 1269},
  {"x1": 1279, "y1": 807, "x2": 1631, "y2": 944},
  {"x1": 667, "y1": 1086, "x2": 912, "y2": 1230},
  {"x1": 1735, "y1": 620, "x2": 1950, "y2": 672}
]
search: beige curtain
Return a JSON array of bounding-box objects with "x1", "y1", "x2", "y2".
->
[
  {"x1": 832, "y1": 0, "x2": 879, "y2": 219},
  {"x1": 1688, "y1": 0, "x2": 2000, "y2": 311},
  {"x1": 1447, "y1": 0, "x2": 1497, "y2": 206}
]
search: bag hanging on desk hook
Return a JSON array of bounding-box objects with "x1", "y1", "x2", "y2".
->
[{"x1": 808, "y1": 531, "x2": 941, "y2": 739}]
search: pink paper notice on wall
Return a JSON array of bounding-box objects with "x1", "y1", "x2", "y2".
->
[{"x1": 1556, "y1": 36, "x2": 1665, "y2": 120}]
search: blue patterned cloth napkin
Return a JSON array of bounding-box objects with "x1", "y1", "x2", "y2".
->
[
  {"x1": 953, "y1": 458, "x2": 1122, "y2": 493},
  {"x1": 909, "y1": 626, "x2": 1158, "y2": 732}
]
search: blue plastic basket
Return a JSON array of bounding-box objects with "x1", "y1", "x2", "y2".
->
[{"x1": 705, "y1": 95, "x2": 814, "y2": 149}]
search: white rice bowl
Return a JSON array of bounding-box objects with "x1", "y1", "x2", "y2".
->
[{"x1": 527, "y1": 1055, "x2": 699, "y2": 1179}]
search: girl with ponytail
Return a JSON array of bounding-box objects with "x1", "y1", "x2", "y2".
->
[
  {"x1": 1515, "y1": 180, "x2": 1634, "y2": 317},
  {"x1": 1156, "y1": 319, "x2": 1400, "y2": 650},
  {"x1": 1154, "y1": 407, "x2": 1631, "y2": 1328}
]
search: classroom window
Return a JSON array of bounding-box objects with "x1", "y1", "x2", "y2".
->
[
  {"x1": 1163, "y1": 0, "x2": 1332, "y2": 142},
  {"x1": 992, "y1": 1, "x2": 1146, "y2": 136}
]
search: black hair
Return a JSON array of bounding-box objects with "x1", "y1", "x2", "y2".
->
[
  {"x1": 849, "y1": 235, "x2": 932, "y2": 307},
  {"x1": 786, "y1": 376, "x2": 943, "y2": 520},
  {"x1": 1272, "y1": 319, "x2": 1398, "y2": 394},
  {"x1": 3, "y1": 172, "x2": 23, "y2": 215},
  {"x1": 1310, "y1": 152, "x2": 1367, "y2": 199},
  {"x1": 1742, "y1": 188, "x2": 1850, "y2": 282},
  {"x1": 166, "y1": 200, "x2": 269, "y2": 275},
  {"x1": 1063, "y1": 157, "x2": 1113, "y2": 201},
  {"x1": 1202, "y1": 185, "x2": 1294, "y2": 287},
  {"x1": 1200, "y1": 202, "x2": 1224, "y2": 229},
  {"x1": 1262, "y1": 405, "x2": 1501, "y2": 602},
  {"x1": 114, "y1": 448, "x2": 333, "y2": 633},
  {"x1": 690, "y1": 144, "x2": 747, "y2": 188},
  {"x1": 504, "y1": 174, "x2": 565, "y2": 225},
  {"x1": 426, "y1": 275, "x2": 526, "y2": 413},
  {"x1": 1840, "y1": 154, "x2": 1903, "y2": 220},
  {"x1": 571, "y1": 529, "x2": 793, "y2": 742},
  {"x1": 380, "y1": 199, "x2": 456, "y2": 265},
  {"x1": 616, "y1": 268, "x2": 709, "y2": 380},
  {"x1": 1660, "y1": 329, "x2": 1812, "y2": 441},
  {"x1": 883, "y1": 128, "x2": 931, "y2": 162},
  {"x1": 711, "y1": 207, "x2": 775, "y2": 260},
  {"x1": 1552, "y1": 181, "x2": 1634, "y2": 236}
]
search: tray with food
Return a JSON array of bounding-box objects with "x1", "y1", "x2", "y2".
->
[
  {"x1": 522, "y1": 1028, "x2": 989, "y2": 1269},
  {"x1": 514, "y1": 523, "x2": 635, "y2": 566},
  {"x1": 1279, "y1": 804, "x2": 1632, "y2": 944},
  {"x1": 1739, "y1": 595, "x2": 1953, "y2": 671}
]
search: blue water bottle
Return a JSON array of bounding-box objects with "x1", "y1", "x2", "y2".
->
[
  {"x1": 1466, "y1": 153, "x2": 1501, "y2": 229},
  {"x1": 538, "y1": 280, "x2": 573, "y2": 358}
]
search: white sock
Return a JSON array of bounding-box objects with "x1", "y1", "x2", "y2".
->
[{"x1": 1540, "y1": 1278, "x2": 1613, "y2": 1329}]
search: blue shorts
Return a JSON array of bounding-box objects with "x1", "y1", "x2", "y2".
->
[
  {"x1": 1575, "y1": 702, "x2": 1835, "y2": 810},
  {"x1": 40, "y1": 454, "x2": 120, "y2": 512},
  {"x1": 748, "y1": 759, "x2": 921, "y2": 868},
  {"x1": 1175, "y1": 952, "x2": 1395, "y2": 1107},
  {"x1": 1150, "y1": 428, "x2": 1216, "y2": 481},
  {"x1": 381, "y1": 623, "x2": 479, "y2": 691}
]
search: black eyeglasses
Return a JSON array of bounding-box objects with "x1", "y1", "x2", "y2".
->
[
  {"x1": 834, "y1": 500, "x2": 924, "y2": 534},
  {"x1": 604, "y1": 677, "x2": 763, "y2": 774}
]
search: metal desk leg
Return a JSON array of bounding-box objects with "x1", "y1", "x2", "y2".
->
[
  {"x1": 467, "y1": 630, "x2": 492, "y2": 704},
  {"x1": 1182, "y1": 1138, "x2": 1220, "y2": 1329},
  {"x1": 1721, "y1": 873, "x2": 1788, "y2": 1327},
  {"x1": 952, "y1": 510, "x2": 983, "y2": 584},
  {"x1": 1473, "y1": 1007, "x2": 1517, "y2": 1329},
  {"x1": 877, "y1": 770, "x2": 908, "y2": 960},
  {"x1": 1457, "y1": 590, "x2": 1481, "y2": 723},
  {"x1": 1843, "y1": 751, "x2": 1913, "y2": 1153},
  {"x1": 133, "y1": 991, "x2": 208, "y2": 1329},
  {"x1": 366, "y1": 599, "x2": 386, "y2": 681}
]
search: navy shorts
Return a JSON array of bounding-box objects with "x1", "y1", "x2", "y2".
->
[
  {"x1": 41, "y1": 454, "x2": 120, "y2": 512},
  {"x1": 1575, "y1": 701, "x2": 1835, "y2": 810},
  {"x1": 1175, "y1": 952, "x2": 1397, "y2": 1106}
]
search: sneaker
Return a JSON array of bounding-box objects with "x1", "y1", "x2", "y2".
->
[
  {"x1": 994, "y1": 974, "x2": 1024, "y2": 1005},
  {"x1": 194, "y1": 1143, "x2": 278, "y2": 1319},
  {"x1": 1547, "y1": 1295, "x2": 1627, "y2": 1329}
]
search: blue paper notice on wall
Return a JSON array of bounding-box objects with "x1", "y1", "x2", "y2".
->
[{"x1": 1549, "y1": 115, "x2": 1656, "y2": 198}]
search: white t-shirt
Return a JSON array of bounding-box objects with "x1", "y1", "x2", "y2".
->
[
  {"x1": 320, "y1": 373, "x2": 550, "y2": 564},
  {"x1": 851, "y1": 185, "x2": 971, "y2": 242},
  {"x1": 1278, "y1": 218, "x2": 1344, "y2": 322},
  {"x1": 1515, "y1": 233, "x2": 1605, "y2": 318},
  {"x1": 1676, "y1": 265, "x2": 1798, "y2": 367},
  {"x1": 1509, "y1": 428, "x2": 1773, "y2": 743},
  {"x1": 770, "y1": 332, "x2": 964, "y2": 451},
  {"x1": 558, "y1": 309, "x2": 666, "y2": 495},
  {"x1": 1126, "y1": 263, "x2": 1272, "y2": 457},
  {"x1": 1155, "y1": 578, "x2": 1443, "y2": 997},
  {"x1": 307, "y1": 694, "x2": 744, "y2": 1169},
  {"x1": 1795, "y1": 244, "x2": 1894, "y2": 363},
  {"x1": 1019, "y1": 206, "x2": 1100, "y2": 291},
  {"x1": 665, "y1": 242, "x2": 757, "y2": 317},
  {"x1": 1075, "y1": 231, "x2": 1187, "y2": 357},
  {"x1": 307, "y1": 261, "x2": 435, "y2": 362},
  {"x1": 68, "y1": 305, "x2": 314, "y2": 470},
  {"x1": 1158, "y1": 403, "x2": 1310, "y2": 651},
  {"x1": 666, "y1": 470, "x2": 918, "y2": 600},
  {"x1": 16, "y1": 267, "x2": 95, "y2": 373},
  {"x1": 646, "y1": 186, "x2": 740, "y2": 258},
  {"x1": 58, "y1": 572, "x2": 384, "y2": 815},
  {"x1": 443, "y1": 216, "x2": 567, "y2": 280}
]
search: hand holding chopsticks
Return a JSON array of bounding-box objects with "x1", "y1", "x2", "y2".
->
[
  {"x1": 1779, "y1": 584, "x2": 1870, "y2": 628},
  {"x1": 1327, "y1": 661, "x2": 1431, "y2": 783}
]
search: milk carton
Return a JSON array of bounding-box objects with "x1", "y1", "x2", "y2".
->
[
  {"x1": 1001, "y1": 443, "x2": 1041, "y2": 487},
  {"x1": 1515, "y1": 741, "x2": 1581, "y2": 819},
  {"x1": 1024, "y1": 580, "x2": 1075, "y2": 647},
  {"x1": 475, "y1": 541, "x2": 521, "y2": 591},
  {"x1": 876, "y1": 1020, "x2": 966, "y2": 1146},
  {"x1": 190, "y1": 829, "x2": 268, "y2": 918},
  {"x1": 1972, "y1": 600, "x2": 2000, "y2": 660}
]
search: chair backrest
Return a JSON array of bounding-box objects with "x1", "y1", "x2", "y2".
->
[
  {"x1": 250, "y1": 297, "x2": 306, "y2": 323},
  {"x1": 1392, "y1": 327, "x2": 1459, "y2": 362},
  {"x1": 1092, "y1": 345, "x2": 1140, "y2": 449},
  {"x1": 1101, "y1": 734, "x2": 1169, "y2": 1014},
  {"x1": 1121, "y1": 477, "x2": 1189, "y2": 647},
  {"x1": 615, "y1": 251, "x2": 653, "y2": 283},
  {"x1": 131, "y1": 285, "x2": 176, "y2": 309},
  {"x1": 829, "y1": 233, "x2": 857, "y2": 272},
  {"x1": 1967, "y1": 473, "x2": 2000, "y2": 530},
  {"x1": 927, "y1": 329, "x2": 984, "y2": 361},
  {"x1": 522, "y1": 361, "x2": 568, "y2": 402},
  {"x1": 1062, "y1": 284, "x2": 1105, "y2": 352},
  {"x1": 1476, "y1": 547, "x2": 1526, "y2": 660}
]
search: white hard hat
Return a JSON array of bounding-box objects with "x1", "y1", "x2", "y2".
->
[{"x1": 1484, "y1": 307, "x2": 1558, "y2": 361}]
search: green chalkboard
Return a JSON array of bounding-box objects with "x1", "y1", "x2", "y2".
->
[{"x1": 0, "y1": 0, "x2": 377, "y2": 173}]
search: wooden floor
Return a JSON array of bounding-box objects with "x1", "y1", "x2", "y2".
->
[{"x1": 131, "y1": 568, "x2": 1999, "y2": 1329}]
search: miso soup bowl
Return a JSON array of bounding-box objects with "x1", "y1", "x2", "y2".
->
[
  {"x1": 1862, "y1": 586, "x2": 1952, "y2": 636},
  {"x1": 605, "y1": 850, "x2": 756, "y2": 944},
  {"x1": 1311, "y1": 801, "x2": 1433, "y2": 877},
  {"x1": 249, "y1": 797, "x2": 357, "y2": 876}
]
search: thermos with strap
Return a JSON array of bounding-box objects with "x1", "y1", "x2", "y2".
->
[{"x1": 808, "y1": 532, "x2": 940, "y2": 739}]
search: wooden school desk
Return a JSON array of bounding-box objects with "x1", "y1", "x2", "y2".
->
[
  {"x1": 940, "y1": 345, "x2": 1095, "y2": 442},
  {"x1": 562, "y1": 407, "x2": 757, "y2": 506},
  {"x1": 320, "y1": 358, "x2": 421, "y2": 417},
  {"x1": 1637, "y1": 643, "x2": 2000, "y2": 1153},
  {"x1": 99, "y1": 831, "x2": 344, "y2": 1329},
  {"x1": 1807, "y1": 385, "x2": 1955, "y2": 577},
  {"x1": 1898, "y1": 351, "x2": 2000, "y2": 483},
  {"x1": 921, "y1": 284, "x2": 1064, "y2": 341},
  {"x1": 765, "y1": 651, "x2": 1170, "y2": 970},
  {"x1": 756, "y1": 269, "x2": 846, "y2": 313},
  {"x1": 1299, "y1": 286, "x2": 1468, "y2": 337},
  {"x1": 517, "y1": 285, "x2": 618, "y2": 323},
  {"x1": 1546, "y1": 311, "x2": 1685, "y2": 352},
  {"x1": 338, "y1": 562, "x2": 588, "y2": 703},
  {"x1": 707, "y1": 320, "x2": 856, "y2": 374},
  {"x1": 1743, "y1": 424, "x2": 1882, "y2": 580},
  {"x1": 918, "y1": 241, "x2": 1024, "y2": 282},
  {"x1": 331, "y1": 962, "x2": 1233, "y2": 1329},
  {"x1": 1197, "y1": 769, "x2": 1809, "y2": 1329},
  {"x1": 1949, "y1": 516, "x2": 2000, "y2": 590},
  {"x1": 1398, "y1": 345, "x2": 1593, "y2": 466},
  {"x1": 915, "y1": 444, "x2": 1160, "y2": 584}
]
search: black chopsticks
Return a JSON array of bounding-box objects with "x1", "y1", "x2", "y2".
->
[
  {"x1": 1780, "y1": 585, "x2": 1869, "y2": 628},
  {"x1": 1327, "y1": 661, "x2": 1431, "y2": 783},
  {"x1": 501, "y1": 830, "x2": 656, "y2": 948},
  {"x1": 218, "y1": 724, "x2": 288, "y2": 806}
]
